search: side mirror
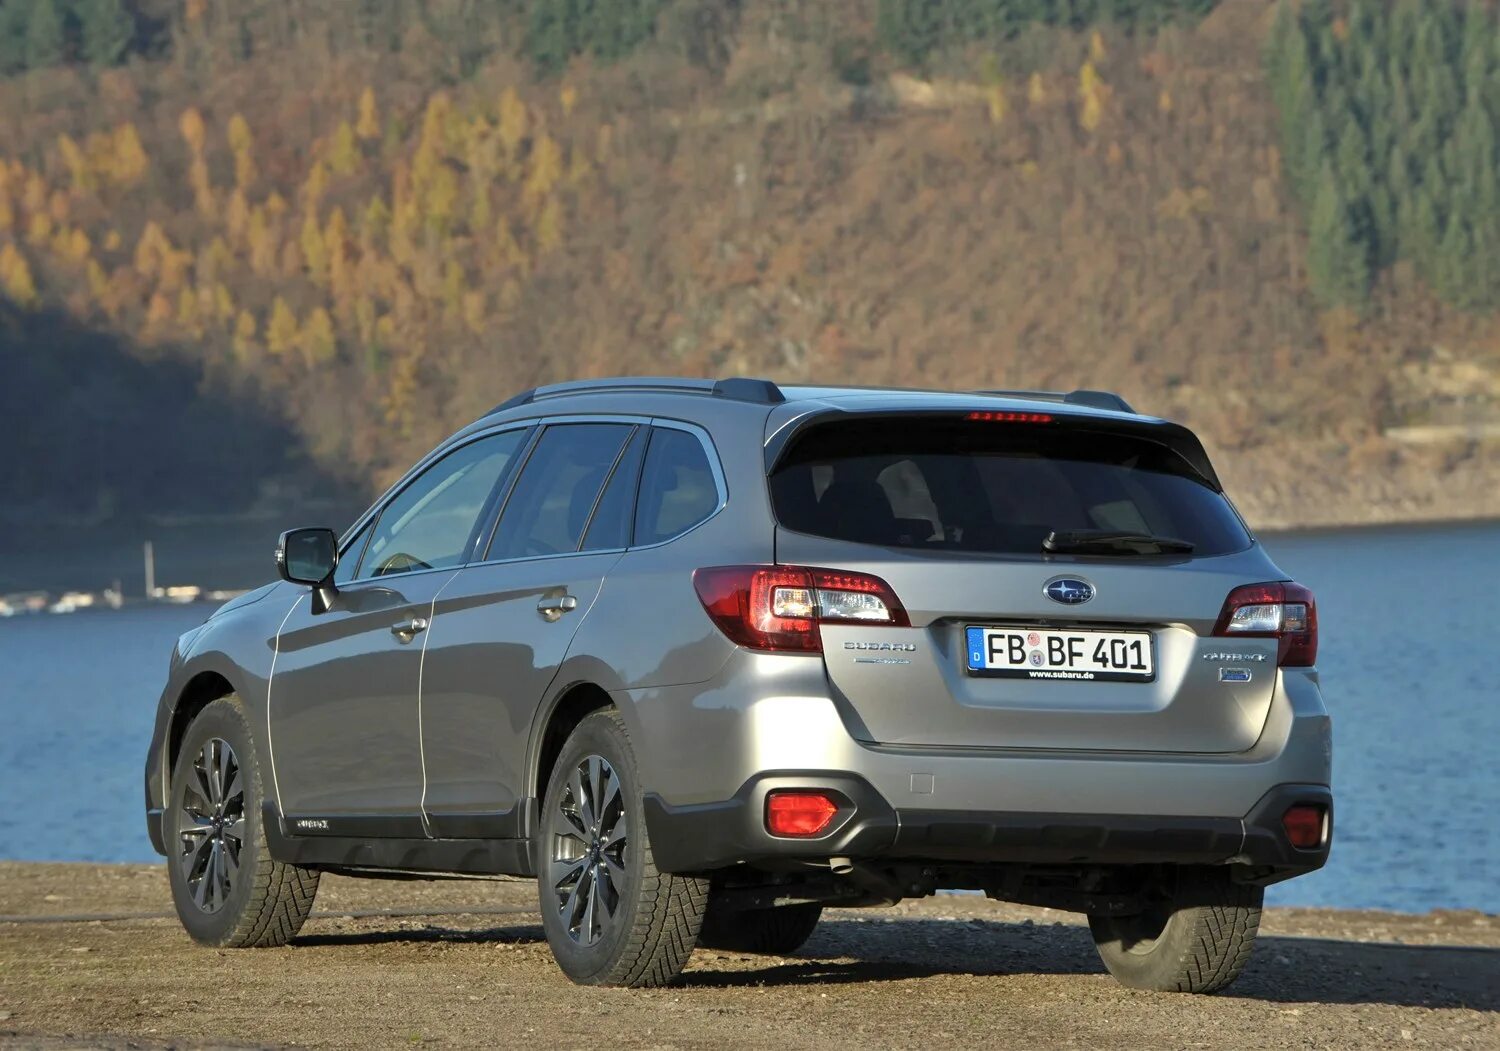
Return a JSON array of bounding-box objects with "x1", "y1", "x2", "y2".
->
[{"x1": 276, "y1": 527, "x2": 338, "y2": 587}]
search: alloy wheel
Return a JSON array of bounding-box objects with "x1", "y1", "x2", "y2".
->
[
  {"x1": 550, "y1": 754, "x2": 627, "y2": 946},
  {"x1": 176, "y1": 737, "x2": 245, "y2": 913}
]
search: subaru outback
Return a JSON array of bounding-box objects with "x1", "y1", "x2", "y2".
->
[{"x1": 143, "y1": 378, "x2": 1332, "y2": 993}]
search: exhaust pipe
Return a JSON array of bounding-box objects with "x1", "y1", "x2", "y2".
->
[{"x1": 829, "y1": 856, "x2": 902, "y2": 905}]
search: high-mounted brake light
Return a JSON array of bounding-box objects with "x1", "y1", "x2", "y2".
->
[
  {"x1": 1213, "y1": 581, "x2": 1318, "y2": 667},
  {"x1": 966, "y1": 410, "x2": 1054, "y2": 423},
  {"x1": 692, "y1": 565, "x2": 910, "y2": 653}
]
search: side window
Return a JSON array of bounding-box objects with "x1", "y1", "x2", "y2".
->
[
  {"x1": 581, "y1": 428, "x2": 646, "y2": 552},
  {"x1": 633, "y1": 427, "x2": 720, "y2": 546},
  {"x1": 359, "y1": 430, "x2": 525, "y2": 578},
  {"x1": 489, "y1": 424, "x2": 634, "y2": 560},
  {"x1": 334, "y1": 521, "x2": 373, "y2": 584}
]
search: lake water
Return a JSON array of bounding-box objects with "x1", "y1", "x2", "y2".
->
[{"x1": 1, "y1": 521, "x2": 1495, "y2": 914}]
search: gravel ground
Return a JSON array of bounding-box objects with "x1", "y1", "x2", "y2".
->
[{"x1": 0, "y1": 863, "x2": 1495, "y2": 1050}]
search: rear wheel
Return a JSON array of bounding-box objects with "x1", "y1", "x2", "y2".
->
[
  {"x1": 166, "y1": 696, "x2": 319, "y2": 947},
  {"x1": 699, "y1": 898, "x2": 823, "y2": 955},
  {"x1": 537, "y1": 710, "x2": 709, "y2": 987},
  {"x1": 1088, "y1": 867, "x2": 1262, "y2": 994}
]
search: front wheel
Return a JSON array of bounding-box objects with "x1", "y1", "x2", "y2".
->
[
  {"x1": 1088, "y1": 868, "x2": 1262, "y2": 994},
  {"x1": 166, "y1": 696, "x2": 320, "y2": 947},
  {"x1": 537, "y1": 710, "x2": 709, "y2": 987}
]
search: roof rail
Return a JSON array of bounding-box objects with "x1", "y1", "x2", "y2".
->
[
  {"x1": 485, "y1": 375, "x2": 784, "y2": 416},
  {"x1": 974, "y1": 388, "x2": 1135, "y2": 414},
  {"x1": 711, "y1": 377, "x2": 785, "y2": 403}
]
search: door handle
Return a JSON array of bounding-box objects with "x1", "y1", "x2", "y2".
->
[
  {"x1": 390, "y1": 615, "x2": 429, "y2": 641},
  {"x1": 536, "y1": 594, "x2": 578, "y2": 622}
]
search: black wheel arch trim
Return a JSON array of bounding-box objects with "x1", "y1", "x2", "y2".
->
[{"x1": 145, "y1": 664, "x2": 249, "y2": 857}]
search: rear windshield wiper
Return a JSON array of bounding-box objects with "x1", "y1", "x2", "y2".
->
[{"x1": 1042, "y1": 529, "x2": 1195, "y2": 555}]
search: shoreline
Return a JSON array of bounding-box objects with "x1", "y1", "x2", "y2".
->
[{"x1": 1255, "y1": 510, "x2": 1500, "y2": 537}]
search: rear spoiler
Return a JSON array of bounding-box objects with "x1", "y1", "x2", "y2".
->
[{"x1": 763, "y1": 407, "x2": 1223, "y2": 491}]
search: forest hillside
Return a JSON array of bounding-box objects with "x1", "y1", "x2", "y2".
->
[{"x1": 2, "y1": 0, "x2": 1497, "y2": 528}]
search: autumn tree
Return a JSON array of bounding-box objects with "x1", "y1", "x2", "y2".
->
[
  {"x1": 356, "y1": 87, "x2": 380, "y2": 141},
  {"x1": 227, "y1": 114, "x2": 256, "y2": 191},
  {"x1": 266, "y1": 297, "x2": 298, "y2": 356},
  {"x1": 0, "y1": 243, "x2": 38, "y2": 306},
  {"x1": 301, "y1": 306, "x2": 336, "y2": 364},
  {"x1": 111, "y1": 124, "x2": 149, "y2": 186},
  {"x1": 329, "y1": 121, "x2": 360, "y2": 176}
]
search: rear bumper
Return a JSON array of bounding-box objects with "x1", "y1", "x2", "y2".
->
[
  {"x1": 644, "y1": 778, "x2": 1331, "y2": 881},
  {"x1": 627, "y1": 651, "x2": 1332, "y2": 882}
]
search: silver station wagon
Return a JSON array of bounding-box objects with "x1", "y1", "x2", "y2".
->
[{"x1": 144, "y1": 377, "x2": 1332, "y2": 993}]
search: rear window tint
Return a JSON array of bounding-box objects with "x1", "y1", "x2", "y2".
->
[
  {"x1": 634, "y1": 428, "x2": 719, "y2": 545},
  {"x1": 770, "y1": 418, "x2": 1250, "y2": 556}
]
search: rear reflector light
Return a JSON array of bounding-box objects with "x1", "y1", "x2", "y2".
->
[
  {"x1": 966, "y1": 410, "x2": 1053, "y2": 423},
  {"x1": 693, "y1": 565, "x2": 909, "y2": 652},
  {"x1": 766, "y1": 791, "x2": 840, "y2": 837},
  {"x1": 1282, "y1": 804, "x2": 1326, "y2": 849},
  {"x1": 1213, "y1": 581, "x2": 1318, "y2": 667}
]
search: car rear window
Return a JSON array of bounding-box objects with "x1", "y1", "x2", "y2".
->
[{"x1": 769, "y1": 418, "x2": 1251, "y2": 557}]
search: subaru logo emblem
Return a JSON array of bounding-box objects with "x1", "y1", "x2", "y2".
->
[{"x1": 1044, "y1": 577, "x2": 1094, "y2": 605}]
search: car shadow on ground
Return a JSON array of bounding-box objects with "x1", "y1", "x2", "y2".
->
[
  {"x1": 684, "y1": 918, "x2": 1500, "y2": 1011},
  {"x1": 293, "y1": 915, "x2": 1498, "y2": 1012},
  {"x1": 294, "y1": 922, "x2": 548, "y2": 949}
]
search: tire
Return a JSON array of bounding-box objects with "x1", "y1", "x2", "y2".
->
[
  {"x1": 1088, "y1": 867, "x2": 1262, "y2": 994},
  {"x1": 537, "y1": 710, "x2": 709, "y2": 987},
  {"x1": 699, "y1": 898, "x2": 823, "y2": 955},
  {"x1": 165, "y1": 696, "x2": 319, "y2": 947}
]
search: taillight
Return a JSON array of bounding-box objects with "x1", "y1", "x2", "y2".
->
[
  {"x1": 1213, "y1": 581, "x2": 1318, "y2": 667},
  {"x1": 692, "y1": 565, "x2": 909, "y2": 653}
]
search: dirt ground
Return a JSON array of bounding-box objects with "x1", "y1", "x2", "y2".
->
[{"x1": 0, "y1": 863, "x2": 1495, "y2": 1050}]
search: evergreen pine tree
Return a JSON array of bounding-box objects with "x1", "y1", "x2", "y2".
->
[
  {"x1": 0, "y1": 3, "x2": 30, "y2": 75},
  {"x1": 1433, "y1": 202, "x2": 1473, "y2": 306},
  {"x1": 527, "y1": 0, "x2": 581, "y2": 72},
  {"x1": 74, "y1": 0, "x2": 134, "y2": 67},
  {"x1": 877, "y1": 0, "x2": 944, "y2": 68},
  {"x1": 1409, "y1": 162, "x2": 1446, "y2": 283},
  {"x1": 23, "y1": 0, "x2": 66, "y2": 70},
  {"x1": 1296, "y1": 110, "x2": 1330, "y2": 212},
  {"x1": 1307, "y1": 165, "x2": 1370, "y2": 308}
]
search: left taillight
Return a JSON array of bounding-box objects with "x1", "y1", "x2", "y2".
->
[
  {"x1": 692, "y1": 565, "x2": 909, "y2": 653},
  {"x1": 1213, "y1": 581, "x2": 1318, "y2": 667}
]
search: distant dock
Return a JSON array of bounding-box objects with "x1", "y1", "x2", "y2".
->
[{"x1": 0, "y1": 585, "x2": 248, "y2": 617}]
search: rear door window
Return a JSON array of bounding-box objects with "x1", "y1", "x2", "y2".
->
[
  {"x1": 581, "y1": 428, "x2": 646, "y2": 552},
  {"x1": 770, "y1": 418, "x2": 1250, "y2": 556},
  {"x1": 633, "y1": 427, "x2": 721, "y2": 546},
  {"x1": 489, "y1": 423, "x2": 634, "y2": 560}
]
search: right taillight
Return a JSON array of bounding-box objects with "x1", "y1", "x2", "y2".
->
[
  {"x1": 1213, "y1": 581, "x2": 1318, "y2": 667},
  {"x1": 692, "y1": 565, "x2": 909, "y2": 653}
]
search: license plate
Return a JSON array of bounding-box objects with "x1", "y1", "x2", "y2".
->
[{"x1": 965, "y1": 626, "x2": 1155, "y2": 682}]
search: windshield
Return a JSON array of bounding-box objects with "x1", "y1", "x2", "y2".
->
[{"x1": 769, "y1": 418, "x2": 1251, "y2": 557}]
